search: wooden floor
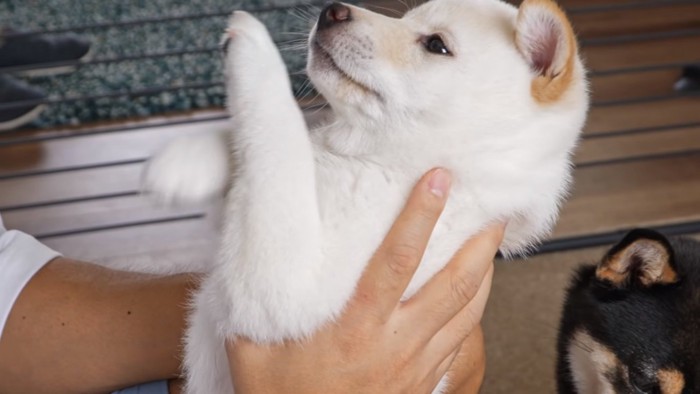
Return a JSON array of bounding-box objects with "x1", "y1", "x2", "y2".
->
[{"x1": 1, "y1": 1, "x2": 699, "y2": 392}]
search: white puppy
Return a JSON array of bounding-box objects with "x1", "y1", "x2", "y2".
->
[{"x1": 142, "y1": 0, "x2": 588, "y2": 392}]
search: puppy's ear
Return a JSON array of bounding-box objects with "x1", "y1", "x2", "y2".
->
[
  {"x1": 515, "y1": 0, "x2": 578, "y2": 103},
  {"x1": 596, "y1": 229, "x2": 679, "y2": 288}
]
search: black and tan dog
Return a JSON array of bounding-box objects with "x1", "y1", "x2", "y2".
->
[{"x1": 557, "y1": 229, "x2": 699, "y2": 393}]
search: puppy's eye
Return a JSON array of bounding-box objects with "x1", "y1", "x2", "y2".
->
[{"x1": 424, "y1": 34, "x2": 450, "y2": 55}]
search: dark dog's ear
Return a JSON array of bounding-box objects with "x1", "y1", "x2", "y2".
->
[{"x1": 596, "y1": 229, "x2": 679, "y2": 288}]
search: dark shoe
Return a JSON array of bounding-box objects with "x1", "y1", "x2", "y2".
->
[
  {"x1": 0, "y1": 75, "x2": 46, "y2": 131},
  {"x1": 0, "y1": 29, "x2": 92, "y2": 76},
  {"x1": 674, "y1": 65, "x2": 700, "y2": 93}
]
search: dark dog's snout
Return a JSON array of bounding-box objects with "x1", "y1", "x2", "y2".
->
[{"x1": 318, "y1": 2, "x2": 352, "y2": 31}]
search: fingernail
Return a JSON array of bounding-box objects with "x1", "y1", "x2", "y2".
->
[{"x1": 428, "y1": 169, "x2": 451, "y2": 198}]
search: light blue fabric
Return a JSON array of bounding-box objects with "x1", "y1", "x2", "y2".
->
[{"x1": 112, "y1": 380, "x2": 169, "y2": 394}]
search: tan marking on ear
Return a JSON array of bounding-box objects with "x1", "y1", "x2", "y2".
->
[
  {"x1": 596, "y1": 253, "x2": 630, "y2": 286},
  {"x1": 658, "y1": 369, "x2": 685, "y2": 394},
  {"x1": 642, "y1": 248, "x2": 678, "y2": 287},
  {"x1": 519, "y1": 0, "x2": 578, "y2": 104},
  {"x1": 596, "y1": 239, "x2": 677, "y2": 287}
]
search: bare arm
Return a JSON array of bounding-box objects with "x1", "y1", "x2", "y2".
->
[{"x1": 0, "y1": 258, "x2": 196, "y2": 394}]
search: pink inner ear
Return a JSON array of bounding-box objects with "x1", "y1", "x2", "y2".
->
[{"x1": 531, "y1": 20, "x2": 560, "y2": 75}]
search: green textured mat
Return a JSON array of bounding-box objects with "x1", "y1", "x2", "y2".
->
[{"x1": 0, "y1": 0, "x2": 322, "y2": 128}]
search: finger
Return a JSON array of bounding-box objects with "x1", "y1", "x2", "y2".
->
[
  {"x1": 347, "y1": 168, "x2": 452, "y2": 322},
  {"x1": 417, "y1": 345, "x2": 460, "y2": 393},
  {"x1": 426, "y1": 264, "x2": 494, "y2": 361},
  {"x1": 440, "y1": 325, "x2": 486, "y2": 393},
  {"x1": 399, "y1": 223, "x2": 503, "y2": 338},
  {"x1": 433, "y1": 346, "x2": 460, "y2": 385}
]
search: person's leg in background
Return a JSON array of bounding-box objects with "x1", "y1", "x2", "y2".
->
[
  {"x1": 0, "y1": 28, "x2": 91, "y2": 131},
  {"x1": 0, "y1": 75, "x2": 46, "y2": 131}
]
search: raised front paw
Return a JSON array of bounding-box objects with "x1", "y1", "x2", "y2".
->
[
  {"x1": 222, "y1": 11, "x2": 290, "y2": 101},
  {"x1": 141, "y1": 131, "x2": 230, "y2": 205}
]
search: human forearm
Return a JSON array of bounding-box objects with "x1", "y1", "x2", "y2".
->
[{"x1": 0, "y1": 258, "x2": 197, "y2": 394}]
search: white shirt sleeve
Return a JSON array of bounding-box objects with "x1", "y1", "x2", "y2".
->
[{"x1": 0, "y1": 214, "x2": 61, "y2": 339}]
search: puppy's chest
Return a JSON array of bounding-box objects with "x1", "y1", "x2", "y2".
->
[
  {"x1": 314, "y1": 161, "x2": 480, "y2": 297},
  {"x1": 316, "y1": 161, "x2": 406, "y2": 241}
]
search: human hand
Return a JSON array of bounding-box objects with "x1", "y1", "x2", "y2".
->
[{"x1": 226, "y1": 169, "x2": 505, "y2": 394}]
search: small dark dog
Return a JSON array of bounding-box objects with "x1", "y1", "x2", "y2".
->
[{"x1": 557, "y1": 229, "x2": 699, "y2": 393}]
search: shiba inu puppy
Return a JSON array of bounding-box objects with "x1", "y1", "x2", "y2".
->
[
  {"x1": 142, "y1": 0, "x2": 588, "y2": 391},
  {"x1": 557, "y1": 229, "x2": 700, "y2": 394}
]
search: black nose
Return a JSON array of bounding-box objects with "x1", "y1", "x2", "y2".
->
[{"x1": 317, "y1": 2, "x2": 352, "y2": 31}]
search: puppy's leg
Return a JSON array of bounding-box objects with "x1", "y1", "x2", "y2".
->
[
  {"x1": 217, "y1": 11, "x2": 326, "y2": 341},
  {"x1": 186, "y1": 11, "x2": 325, "y2": 394},
  {"x1": 183, "y1": 288, "x2": 232, "y2": 394}
]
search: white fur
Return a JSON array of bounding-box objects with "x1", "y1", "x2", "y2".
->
[
  {"x1": 142, "y1": 129, "x2": 229, "y2": 204},
  {"x1": 141, "y1": 0, "x2": 589, "y2": 392},
  {"x1": 516, "y1": 2, "x2": 570, "y2": 75}
]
